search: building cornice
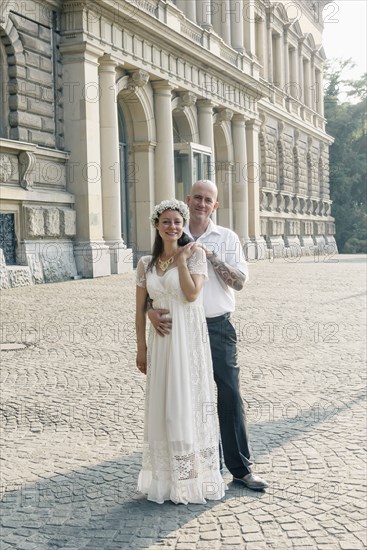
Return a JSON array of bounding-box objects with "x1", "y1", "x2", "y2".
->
[{"x1": 60, "y1": 0, "x2": 270, "y2": 106}]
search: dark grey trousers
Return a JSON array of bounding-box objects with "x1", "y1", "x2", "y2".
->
[{"x1": 207, "y1": 314, "x2": 252, "y2": 478}]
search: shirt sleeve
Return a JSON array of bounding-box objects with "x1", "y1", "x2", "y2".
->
[
  {"x1": 187, "y1": 247, "x2": 208, "y2": 278},
  {"x1": 136, "y1": 257, "x2": 148, "y2": 287}
]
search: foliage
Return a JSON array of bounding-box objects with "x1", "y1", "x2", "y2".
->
[{"x1": 324, "y1": 59, "x2": 367, "y2": 253}]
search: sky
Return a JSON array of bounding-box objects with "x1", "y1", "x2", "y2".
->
[{"x1": 322, "y1": 0, "x2": 367, "y2": 82}]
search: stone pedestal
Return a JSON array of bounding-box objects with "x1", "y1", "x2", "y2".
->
[
  {"x1": 267, "y1": 236, "x2": 286, "y2": 258},
  {"x1": 284, "y1": 220, "x2": 301, "y2": 258},
  {"x1": 19, "y1": 240, "x2": 78, "y2": 284},
  {"x1": 0, "y1": 249, "x2": 10, "y2": 289},
  {"x1": 244, "y1": 237, "x2": 268, "y2": 261},
  {"x1": 299, "y1": 235, "x2": 315, "y2": 256},
  {"x1": 324, "y1": 235, "x2": 338, "y2": 255},
  {"x1": 7, "y1": 266, "x2": 33, "y2": 287},
  {"x1": 313, "y1": 235, "x2": 326, "y2": 253},
  {"x1": 74, "y1": 241, "x2": 111, "y2": 279},
  {"x1": 105, "y1": 241, "x2": 134, "y2": 274}
]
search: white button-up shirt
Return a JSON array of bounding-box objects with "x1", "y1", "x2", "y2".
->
[{"x1": 185, "y1": 220, "x2": 249, "y2": 318}]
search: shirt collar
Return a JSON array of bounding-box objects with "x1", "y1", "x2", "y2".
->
[{"x1": 185, "y1": 218, "x2": 220, "y2": 239}]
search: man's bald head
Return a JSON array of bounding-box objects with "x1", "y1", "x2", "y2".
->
[{"x1": 190, "y1": 180, "x2": 218, "y2": 200}]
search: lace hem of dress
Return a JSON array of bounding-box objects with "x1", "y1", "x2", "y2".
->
[
  {"x1": 138, "y1": 469, "x2": 226, "y2": 505},
  {"x1": 138, "y1": 440, "x2": 225, "y2": 504}
]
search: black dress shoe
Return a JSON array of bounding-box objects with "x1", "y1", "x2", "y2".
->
[{"x1": 233, "y1": 473, "x2": 269, "y2": 491}]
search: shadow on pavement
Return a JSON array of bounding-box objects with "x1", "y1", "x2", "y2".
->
[{"x1": 1, "y1": 453, "x2": 267, "y2": 550}]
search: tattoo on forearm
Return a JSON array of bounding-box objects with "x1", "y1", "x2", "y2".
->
[{"x1": 209, "y1": 255, "x2": 245, "y2": 290}]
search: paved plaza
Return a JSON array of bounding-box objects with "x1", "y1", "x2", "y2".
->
[{"x1": 1, "y1": 253, "x2": 366, "y2": 550}]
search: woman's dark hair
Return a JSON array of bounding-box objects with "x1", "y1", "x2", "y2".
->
[{"x1": 147, "y1": 210, "x2": 193, "y2": 271}]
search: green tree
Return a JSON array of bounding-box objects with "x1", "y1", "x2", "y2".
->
[{"x1": 324, "y1": 59, "x2": 367, "y2": 253}]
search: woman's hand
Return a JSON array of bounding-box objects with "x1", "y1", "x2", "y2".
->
[
  {"x1": 175, "y1": 242, "x2": 197, "y2": 264},
  {"x1": 136, "y1": 349, "x2": 147, "y2": 374}
]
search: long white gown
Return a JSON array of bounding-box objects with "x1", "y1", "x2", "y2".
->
[{"x1": 136, "y1": 249, "x2": 225, "y2": 504}]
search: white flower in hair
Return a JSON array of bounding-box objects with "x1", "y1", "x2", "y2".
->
[{"x1": 149, "y1": 199, "x2": 189, "y2": 228}]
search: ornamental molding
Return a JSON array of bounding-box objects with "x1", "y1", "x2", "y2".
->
[
  {"x1": 178, "y1": 92, "x2": 197, "y2": 109},
  {"x1": 128, "y1": 70, "x2": 149, "y2": 89},
  {"x1": 217, "y1": 108, "x2": 233, "y2": 123},
  {"x1": 19, "y1": 152, "x2": 36, "y2": 190}
]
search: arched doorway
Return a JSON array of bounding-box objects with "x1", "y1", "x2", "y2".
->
[{"x1": 118, "y1": 106, "x2": 131, "y2": 247}]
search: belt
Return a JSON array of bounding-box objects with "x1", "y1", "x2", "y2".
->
[{"x1": 206, "y1": 313, "x2": 230, "y2": 324}]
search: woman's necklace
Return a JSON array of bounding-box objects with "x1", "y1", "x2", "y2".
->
[{"x1": 157, "y1": 255, "x2": 175, "y2": 272}]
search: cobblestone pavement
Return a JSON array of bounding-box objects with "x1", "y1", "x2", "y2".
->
[{"x1": 1, "y1": 253, "x2": 366, "y2": 550}]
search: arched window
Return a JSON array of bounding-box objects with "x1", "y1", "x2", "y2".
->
[{"x1": 0, "y1": 38, "x2": 9, "y2": 138}]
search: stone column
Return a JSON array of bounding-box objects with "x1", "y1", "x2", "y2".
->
[
  {"x1": 152, "y1": 81, "x2": 175, "y2": 202},
  {"x1": 212, "y1": 0, "x2": 223, "y2": 38},
  {"x1": 133, "y1": 142, "x2": 157, "y2": 254},
  {"x1": 266, "y1": 10, "x2": 273, "y2": 83},
  {"x1": 274, "y1": 33, "x2": 284, "y2": 89},
  {"x1": 298, "y1": 40, "x2": 304, "y2": 104},
  {"x1": 255, "y1": 16, "x2": 267, "y2": 78},
  {"x1": 177, "y1": 0, "x2": 196, "y2": 22},
  {"x1": 230, "y1": 0, "x2": 244, "y2": 52},
  {"x1": 283, "y1": 26, "x2": 290, "y2": 93},
  {"x1": 243, "y1": 0, "x2": 255, "y2": 55},
  {"x1": 222, "y1": 0, "x2": 231, "y2": 45},
  {"x1": 316, "y1": 67, "x2": 324, "y2": 116},
  {"x1": 197, "y1": 99, "x2": 215, "y2": 182},
  {"x1": 99, "y1": 55, "x2": 130, "y2": 274},
  {"x1": 289, "y1": 46, "x2": 299, "y2": 99},
  {"x1": 310, "y1": 53, "x2": 316, "y2": 111},
  {"x1": 197, "y1": 0, "x2": 213, "y2": 29},
  {"x1": 246, "y1": 118, "x2": 267, "y2": 258},
  {"x1": 231, "y1": 114, "x2": 248, "y2": 243},
  {"x1": 60, "y1": 42, "x2": 110, "y2": 278}
]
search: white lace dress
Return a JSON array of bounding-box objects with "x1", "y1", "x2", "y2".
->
[{"x1": 136, "y1": 249, "x2": 225, "y2": 504}]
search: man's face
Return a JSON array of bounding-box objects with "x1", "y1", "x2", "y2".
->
[{"x1": 186, "y1": 182, "x2": 218, "y2": 223}]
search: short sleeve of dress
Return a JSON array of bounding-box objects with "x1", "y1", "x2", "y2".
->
[
  {"x1": 135, "y1": 256, "x2": 151, "y2": 287},
  {"x1": 187, "y1": 247, "x2": 208, "y2": 278}
]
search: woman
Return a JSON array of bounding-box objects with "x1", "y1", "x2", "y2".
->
[{"x1": 135, "y1": 199, "x2": 225, "y2": 505}]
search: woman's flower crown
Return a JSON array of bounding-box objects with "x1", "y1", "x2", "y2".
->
[{"x1": 149, "y1": 199, "x2": 189, "y2": 228}]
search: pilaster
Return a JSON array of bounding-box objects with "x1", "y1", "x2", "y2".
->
[
  {"x1": 231, "y1": 114, "x2": 249, "y2": 243},
  {"x1": 60, "y1": 41, "x2": 110, "y2": 278},
  {"x1": 246, "y1": 118, "x2": 267, "y2": 259},
  {"x1": 99, "y1": 55, "x2": 130, "y2": 274}
]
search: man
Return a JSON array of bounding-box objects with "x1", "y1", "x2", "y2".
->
[{"x1": 148, "y1": 180, "x2": 269, "y2": 491}]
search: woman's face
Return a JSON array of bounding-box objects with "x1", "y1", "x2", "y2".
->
[{"x1": 156, "y1": 209, "x2": 184, "y2": 243}]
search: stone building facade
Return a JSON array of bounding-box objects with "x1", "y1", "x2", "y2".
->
[{"x1": 0, "y1": 0, "x2": 337, "y2": 287}]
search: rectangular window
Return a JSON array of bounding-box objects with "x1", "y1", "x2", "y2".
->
[{"x1": 174, "y1": 143, "x2": 212, "y2": 200}]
